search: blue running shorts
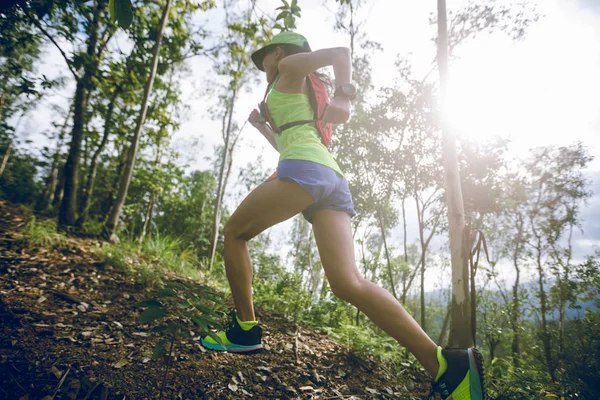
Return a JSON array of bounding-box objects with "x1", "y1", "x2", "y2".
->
[{"x1": 269, "y1": 159, "x2": 356, "y2": 223}]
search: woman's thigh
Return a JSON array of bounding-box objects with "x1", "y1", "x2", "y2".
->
[
  {"x1": 311, "y1": 208, "x2": 362, "y2": 294},
  {"x1": 225, "y1": 178, "x2": 315, "y2": 241}
]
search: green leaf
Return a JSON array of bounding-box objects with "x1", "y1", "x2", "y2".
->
[
  {"x1": 192, "y1": 301, "x2": 213, "y2": 315},
  {"x1": 133, "y1": 299, "x2": 163, "y2": 308},
  {"x1": 191, "y1": 315, "x2": 208, "y2": 330},
  {"x1": 156, "y1": 288, "x2": 177, "y2": 297},
  {"x1": 275, "y1": 11, "x2": 287, "y2": 21},
  {"x1": 202, "y1": 291, "x2": 224, "y2": 303},
  {"x1": 166, "y1": 282, "x2": 185, "y2": 290},
  {"x1": 205, "y1": 329, "x2": 223, "y2": 345},
  {"x1": 153, "y1": 339, "x2": 167, "y2": 359},
  {"x1": 284, "y1": 15, "x2": 294, "y2": 27},
  {"x1": 110, "y1": 0, "x2": 133, "y2": 29},
  {"x1": 201, "y1": 315, "x2": 221, "y2": 328},
  {"x1": 166, "y1": 321, "x2": 177, "y2": 334},
  {"x1": 151, "y1": 325, "x2": 167, "y2": 332},
  {"x1": 139, "y1": 306, "x2": 166, "y2": 323}
]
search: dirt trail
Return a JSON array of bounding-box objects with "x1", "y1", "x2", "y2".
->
[{"x1": 0, "y1": 200, "x2": 431, "y2": 399}]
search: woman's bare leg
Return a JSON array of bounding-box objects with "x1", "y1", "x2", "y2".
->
[
  {"x1": 223, "y1": 178, "x2": 314, "y2": 322},
  {"x1": 311, "y1": 208, "x2": 439, "y2": 378}
]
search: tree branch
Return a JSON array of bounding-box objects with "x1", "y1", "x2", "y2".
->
[{"x1": 21, "y1": 7, "x2": 79, "y2": 80}]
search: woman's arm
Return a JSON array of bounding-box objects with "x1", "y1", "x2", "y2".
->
[
  {"x1": 278, "y1": 47, "x2": 351, "y2": 85},
  {"x1": 258, "y1": 124, "x2": 279, "y2": 153},
  {"x1": 249, "y1": 109, "x2": 279, "y2": 153},
  {"x1": 279, "y1": 47, "x2": 352, "y2": 125}
]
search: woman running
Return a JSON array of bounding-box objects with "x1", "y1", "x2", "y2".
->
[{"x1": 201, "y1": 31, "x2": 484, "y2": 400}]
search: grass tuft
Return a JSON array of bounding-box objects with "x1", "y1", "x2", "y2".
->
[{"x1": 23, "y1": 216, "x2": 66, "y2": 249}]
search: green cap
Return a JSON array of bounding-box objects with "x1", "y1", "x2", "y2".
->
[{"x1": 251, "y1": 31, "x2": 311, "y2": 71}]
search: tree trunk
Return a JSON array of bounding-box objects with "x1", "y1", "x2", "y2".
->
[
  {"x1": 401, "y1": 197, "x2": 409, "y2": 304},
  {"x1": 59, "y1": 75, "x2": 87, "y2": 227},
  {"x1": 535, "y1": 236, "x2": 554, "y2": 380},
  {"x1": 58, "y1": 1, "x2": 105, "y2": 229},
  {"x1": 415, "y1": 195, "x2": 427, "y2": 330},
  {"x1": 438, "y1": 303, "x2": 451, "y2": 346},
  {"x1": 102, "y1": 0, "x2": 172, "y2": 238},
  {"x1": 208, "y1": 86, "x2": 238, "y2": 271},
  {"x1": 41, "y1": 104, "x2": 73, "y2": 211},
  {"x1": 104, "y1": 144, "x2": 127, "y2": 218},
  {"x1": 437, "y1": 0, "x2": 471, "y2": 348},
  {"x1": 77, "y1": 87, "x2": 120, "y2": 226},
  {"x1": 511, "y1": 263, "x2": 521, "y2": 367},
  {"x1": 139, "y1": 189, "x2": 156, "y2": 245},
  {"x1": 53, "y1": 167, "x2": 65, "y2": 207},
  {"x1": 470, "y1": 234, "x2": 477, "y2": 346},
  {"x1": 0, "y1": 141, "x2": 11, "y2": 177},
  {"x1": 78, "y1": 133, "x2": 90, "y2": 208},
  {"x1": 557, "y1": 222, "x2": 573, "y2": 357},
  {"x1": 378, "y1": 210, "x2": 398, "y2": 299},
  {"x1": 511, "y1": 214, "x2": 524, "y2": 367}
]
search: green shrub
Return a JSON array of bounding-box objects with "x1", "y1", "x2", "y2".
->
[
  {"x1": 22, "y1": 216, "x2": 66, "y2": 249},
  {"x1": 101, "y1": 234, "x2": 202, "y2": 287}
]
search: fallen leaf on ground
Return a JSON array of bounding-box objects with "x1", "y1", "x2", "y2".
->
[{"x1": 112, "y1": 359, "x2": 128, "y2": 369}]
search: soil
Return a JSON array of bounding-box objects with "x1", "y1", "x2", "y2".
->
[{"x1": 0, "y1": 200, "x2": 432, "y2": 400}]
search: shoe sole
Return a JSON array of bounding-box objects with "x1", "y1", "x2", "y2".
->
[
  {"x1": 200, "y1": 338, "x2": 263, "y2": 354},
  {"x1": 468, "y1": 347, "x2": 485, "y2": 400}
]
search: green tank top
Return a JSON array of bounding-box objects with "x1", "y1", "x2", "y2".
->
[{"x1": 266, "y1": 79, "x2": 343, "y2": 176}]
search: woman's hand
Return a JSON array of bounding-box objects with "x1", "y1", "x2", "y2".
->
[
  {"x1": 248, "y1": 108, "x2": 267, "y2": 129},
  {"x1": 249, "y1": 108, "x2": 278, "y2": 152},
  {"x1": 323, "y1": 96, "x2": 351, "y2": 125}
]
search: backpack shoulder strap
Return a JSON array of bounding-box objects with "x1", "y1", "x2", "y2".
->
[{"x1": 260, "y1": 75, "x2": 280, "y2": 133}]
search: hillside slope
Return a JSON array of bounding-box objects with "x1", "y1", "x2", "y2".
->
[{"x1": 0, "y1": 201, "x2": 432, "y2": 400}]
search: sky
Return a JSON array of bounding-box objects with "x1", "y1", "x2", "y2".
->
[{"x1": 17, "y1": 0, "x2": 600, "y2": 292}]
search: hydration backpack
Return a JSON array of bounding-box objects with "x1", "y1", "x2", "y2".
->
[{"x1": 260, "y1": 73, "x2": 332, "y2": 147}]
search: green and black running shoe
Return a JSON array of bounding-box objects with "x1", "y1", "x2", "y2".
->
[
  {"x1": 429, "y1": 347, "x2": 485, "y2": 400},
  {"x1": 201, "y1": 310, "x2": 263, "y2": 354}
]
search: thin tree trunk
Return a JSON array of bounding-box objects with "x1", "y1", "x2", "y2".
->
[
  {"x1": 77, "y1": 86, "x2": 120, "y2": 226},
  {"x1": 415, "y1": 195, "x2": 427, "y2": 330},
  {"x1": 535, "y1": 237, "x2": 554, "y2": 380},
  {"x1": 511, "y1": 214, "x2": 524, "y2": 367},
  {"x1": 79, "y1": 133, "x2": 90, "y2": 207},
  {"x1": 104, "y1": 144, "x2": 127, "y2": 219},
  {"x1": 102, "y1": 0, "x2": 173, "y2": 239},
  {"x1": 558, "y1": 222, "x2": 573, "y2": 356},
  {"x1": 194, "y1": 198, "x2": 207, "y2": 255},
  {"x1": 356, "y1": 238, "x2": 370, "y2": 326},
  {"x1": 438, "y1": 0, "x2": 471, "y2": 348},
  {"x1": 53, "y1": 167, "x2": 65, "y2": 206},
  {"x1": 139, "y1": 189, "x2": 156, "y2": 245},
  {"x1": 41, "y1": 104, "x2": 73, "y2": 211},
  {"x1": 378, "y1": 210, "x2": 398, "y2": 299},
  {"x1": 438, "y1": 303, "x2": 451, "y2": 346},
  {"x1": 0, "y1": 141, "x2": 11, "y2": 177},
  {"x1": 401, "y1": 197, "x2": 409, "y2": 304},
  {"x1": 58, "y1": 0, "x2": 105, "y2": 229},
  {"x1": 512, "y1": 260, "x2": 521, "y2": 366},
  {"x1": 208, "y1": 87, "x2": 238, "y2": 271},
  {"x1": 470, "y1": 233, "x2": 477, "y2": 346}
]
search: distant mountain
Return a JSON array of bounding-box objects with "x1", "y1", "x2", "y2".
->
[{"x1": 418, "y1": 279, "x2": 599, "y2": 321}]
